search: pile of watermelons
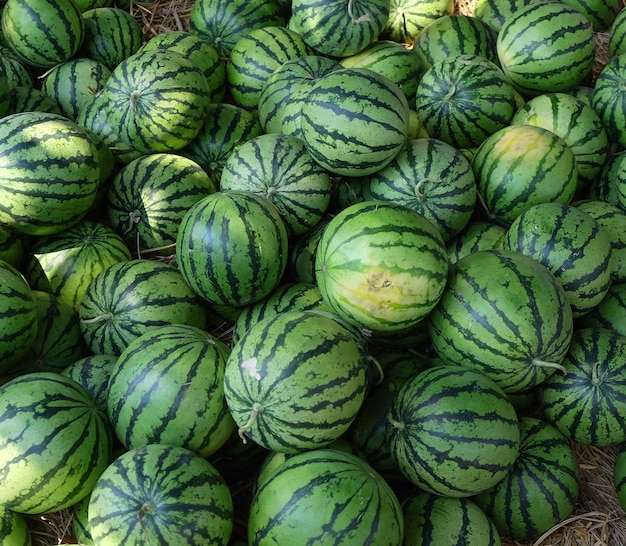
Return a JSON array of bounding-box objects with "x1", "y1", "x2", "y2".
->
[{"x1": 1, "y1": 0, "x2": 626, "y2": 544}]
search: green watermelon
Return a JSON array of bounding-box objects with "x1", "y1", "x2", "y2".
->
[
  {"x1": 176, "y1": 190, "x2": 289, "y2": 307},
  {"x1": 473, "y1": 0, "x2": 542, "y2": 32},
  {"x1": 0, "y1": 224, "x2": 27, "y2": 268},
  {"x1": 474, "y1": 416, "x2": 580, "y2": 541},
  {"x1": 315, "y1": 200, "x2": 449, "y2": 334},
  {"x1": 219, "y1": 133, "x2": 331, "y2": 237},
  {"x1": 88, "y1": 444, "x2": 233, "y2": 546},
  {"x1": 368, "y1": 137, "x2": 476, "y2": 241},
  {"x1": 62, "y1": 354, "x2": 118, "y2": 411},
  {"x1": 248, "y1": 448, "x2": 403, "y2": 544},
  {"x1": 0, "y1": 505, "x2": 31, "y2": 546},
  {"x1": 592, "y1": 53, "x2": 626, "y2": 149},
  {"x1": 540, "y1": 327, "x2": 626, "y2": 446},
  {"x1": 615, "y1": 444, "x2": 626, "y2": 511},
  {"x1": 383, "y1": 0, "x2": 455, "y2": 43},
  {"x1": 224, "y1": 310, "x2": 368, "y2": 453},
  {"x1": 427, "y1": 249, "x2": 574, "y2": 393},
  {"x1": 496, "y1": 1, "x2": 595, "y2": 94},
  {"x1": 445, "y1": 219, "x2": 507, "y2": 264},
  {"x1": 588, "y1": 150, "x2": 626, "y2": 211},
  {"x1": 288, "y1": 216, "x2": 331, "y2": 284},
  {"x1": 610, "y1": 7, "x2": 626, "y2": 57},
  {"x1": 0, "y1": 372, "x2": 112, "y2": 514},
  {"x1": 387, "y1": 365, "x2": 520, "y2": 496},
  {"x1": 0, "y1": 45, "x2": 33, "y2": 89},
  {"x1": 4, "y1": 86, "x2": 64, "y2": 117},
  {"x1": 0, "y1": 112, "x2": 101, "y2": 236},
  {"x1": 561, "y1": 0, "x2": 622, "y2": 30},
  {"x1": 78, "y1": 259, "x2": 208, "y2": 356},
  {"x1": 577, "y1": 281, "x2": 626, "y2": 338}
]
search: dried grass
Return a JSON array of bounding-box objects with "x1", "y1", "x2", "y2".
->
[{"x1": 20, "y1": 1, "x2": 626, "y2": 544}]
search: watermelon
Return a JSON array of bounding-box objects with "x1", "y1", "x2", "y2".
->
[
  {"x1": 288, "y1": 0, "x2": 391, "y2": 57},
  {"x1": 368, "y1": 137, "x2": 476, "y2": 241},
  {"x1": 445, "y1": 219, "x2": 506, "y2": 264},
  {"x1": 219, "y1": 133, "x2": 332, "y2": 237},
  {"x1": 248, "y1": 448, "x2": 404, "y2": 545},
  {"x1": 496, "y1": 1, "x2": 596, "y2": 95},
  {"x1": 107, "y1": 324, "x2": 235, "y2": 458},
  {"x1": 0, "y1": 505, "x2": 30, "y2": 546},
  {"x1": 383, "y1": 0, "x2": 455, "y2": 43},
  {"x1": 106, "y1": 152, "x2": 216, "y2": 256},
  {"x1": 138, "y1": 30, "x2": 227, "y2": 103},
  {"x1": 224, "y1": 310, "x2": 368, "y2": 453},
  {"x1": 473, "y1": 0, "x2": 542, "y2": 33},
  {"x1": 427, "y1": 249, "x2": 574, "y2": 393},
  {"x1": 0, "y1": 112, "x2": 101, "y2": 236},
  {"x1": 0, "y1": 259, "x2": 37, "y2": 374},
  {"x1": 503, "y1": 202, "x2": 614, "y2": 317},
  {"x1": 561, "y1": 0, "x2": 622, "y2": 31},
  {"x1": 227, "y1": 25, "x2": 314, "y2": 111},
  {"x1": 403, "y1": 493, "x2": 501, "y2": 546},
  {"x1": 472, "y1": 124, "x2": 578, "y2": 225},
  {"x1": 0, "y1": 224, "x2": 27, "y2": 268},
  {"x1": 473, "y1": 416, "x2": 580, "y2": 541},
  {"x1": 415, "y1": 55, "x2": 518, "y2": 149},
  {"x1": 78, "y1": 259, "x2": 208, "y2": 356},
  {"x1": 588, "y1": 150, "x2": 626, "y2": 211},
  {"x1": 257, "y1": 54, "x2": 342, "y2": 137},
  {"x1": 79, "y1": 7, "x2": 143, "y2": 70},
  {"x1": 540, "y1": 327, "x2": 626, "y2": 446},
  {"x1": 387, "y1": 365, "x2": 520, "y2": 496},
  {"x1": 182, "y1": 102, "x2": 262, "y2": 184},
  {"x1": 41, "y1": 58, "x2": 112, "y2": 121},
  {"x1": 510, "y1": 92, "x2": 609, "y2": 188},
  {"x1": 315, "y1": 200, "x2": 449, "y2": 334},
  {"x1": 0, "y1": 46, "x2": 33, "y2": 89},
  {"x1": 5, "y1": 86, "x2": 64, "y2": 117},
  {"x1": 189, "y1": 0, "x2": 286, "y2": 57},
  {"x1": 288, "y1": 216, "x2": 330, "y2": 283},
  {"x1": 578, "y1": 281, "x2": 626, "y2": 337},
  {"x1": 62, "y1": 354, "x2": 118, "y2": 411},
  {"x1": 299, "y1": 67, "x2": 410, "y2": 177},
  {"x1": 88, "y1": 444, "x2": 233, "y2": 546},
  {"x1": 176, "y1": 190, "x2": 289, "y2": 307},
  {"x1": 615, "y1": 444, "x2": 626, "y2": 511},
  {"x1": 23, "y1": 219, "x2": 132, "y2": 311},
  {"x1": 100, "y1": 49, "x2": 210, "y2": 154},
  {"x1": 0, "y1": 372, "x2": 112, "y2": 514},
  {"x1": 610, "y1": 7, "x2": 626, "y2": 57},
  {"x1": 592, "y1": 53, "x2": 626, "y2": 149},
  {"x1": 1, "y1": 0, "x2": 85, "y2": 68}
]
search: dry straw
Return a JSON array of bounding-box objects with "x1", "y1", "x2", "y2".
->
[{"x1": 19, "y1": 0, "x2": 626, "y2": 544}]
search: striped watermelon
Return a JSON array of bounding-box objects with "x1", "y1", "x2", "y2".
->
[
  {"x1": 7, "y1": 290, "x2": 88, "y2": 377},
  {"x1": 176, "y1": 190, "x2": 289, "y2": 307},
  {"x1": 383, "y1": 0, "x2": 455, "y2": 43},
  {"x1": 79, "y1": 7, "x2": 143, "y2": 70},
  {"x1": 561, "y1": 0, "x2": 622, "y2": 30},
  {"x1": 288, "y1": 216, "x2": 330, "y2": 283},
  {"x1": 368, "y1": 137, "x2": 476, "y2": 241},
  {"x1": 503, "y1": 202, "x2": 614, "y2": 317},
  {"x1": 578, "y1": 281, "x2": 626, "y2": 337},
  {"x1": 445, "y1": 220, "x2": 507, "y2": 265},
  {"x1": 224, "y1": 310, "x2": 368, "y2": 453},
  {"x1": 496, "y1": 1, "x2": 596, "y2": 94},
  {"x1": 592, "y1": 53, "x2": 626, "y2": 149},
  {"x1": 232, "y1": 282, "x2": 331, "y2": 345},
  {"x1": 540, "y1": 327, "x2": 626, "y2": 446},
  {"x1": 257, "y1": 54, "x2": 341, "y2": 137},
  {"x1": 4, "y1": 86, "x2": 65, "y2": 118},
  {"x1": 615, "y1": 445, "x2": 626, "y2": 510},
  {"x1": 0, "y1": 46, "x2": 32, "y2": 89},
  {"x1": 474, "y1": 416, "x2": 579, "y2": 541},
  {"x1": 588, "y1": 150, "x2": 626, "y2": 211},
  {"x1": 1, "y1": 0, "x2": 84, "y2": 68},
  {"x1": 62, "y1": 354, "x2": 118, "y2": 411},
  {"x1": 23, "y1": 219, "x2": 132, "y2": 311},
  {"x1": 0, "y1": 224, "x2": 27, "y2": 268},
  {"x1": 0, "y1": 259, "x2": 38, "y2": 374},
  {"x1": 248, "y1": 448, "x2": 403, "y2": 544},
  {"x1": 41, "y1": 58, "x2": 112, "y2": 121},
  {"x1": 387, "y1": 365, "x2": 520, "y2": 496},
  {"x1": 227, "y1": 26, "x2": 314, "y2": 111},
  {"x1": 289, "y1": 0, "x2": 390, "y2": 57},
  {"x1": 88, "y1": 444, "x2": 233, "y2": 546},
  {"x1": 0, "y1": 112, "x2": 101, "y2": 236},
  {"x1": 301, "y1": 68, "x2": 410, "y2": 176},
  {"x1": 78, "y1": 259, "x2": 208, "y2": 356},
  {"x1": 472, "y1": 124, "x2": 578, "y2": 225},
  {"x1": 0, "y1": 372, "x2": 112, "y2": 514},
  {"x1": 106, "y1": 152, "x2": 216, "y2": 256},
  {"x1": 0, "y1": 505, "x2": 30, "y2": 546},
  {"x1": 610, "y1": 8, "x2": 626, "y2": 57},
  {"x1": 340, "y1": 40, "x2": 426, "y2": 109},
  {"x1": 138, "y1": 30, "x2": 227, "y2": 103},
  {"x1": 189, "y1": 0, "x2": 285, "y2": 57},
  {"x1": 427, "y1": 249, "x2": 574, "y2": 393},
  {"x1": 511, "y1": 92, "x2": 609, "y2": 188},
  {"x1": 182, "y1": 102, "x2": 262, "y2": 184},
  {"x1": 100, "y1": 49, "x2": 210, "y2": 154},
  {"x1": 107, "y1": 324, "x2": 235, "y2": 458},
  {"x1": 219, "y1": 133, "x2": 332, "y2": 237},
  {"x1": 403, "y1": 493, "x2": 501, "y2": 545},
  {"x1": 415, "y1": 55, "x2": 519, "y2": 149},
  {"x1": 473, "y1": 0, "x2": 542, "y2": 32},
  {"x1": 315, "y1": 200, "x2": 449, "y2": 334},
  {"x1": 412, "y1": 14, "x2": 499, "y2": 69}
]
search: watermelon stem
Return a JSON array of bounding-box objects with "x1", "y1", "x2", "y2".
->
[
  {"x1": 347, "y1": 0, "x2": 371, "y2": 23},
  {"x1": 592, "y1": 360, "x2": 602, "y2": 385},
  {"x1": 532, "y1": 358, "x2": 567, "y2": 375},
  {"x1": 368, "y1": 355, "x2": 384, "y2": 386},
  {"x1": 130, "y1": 91, "x2": 140, "y2": 113},
  {"x1": 387, "y1": 414, "x2": 405, "y2": 431},
  {"x1": 238, "y1": 402, "x2": 264, "y2": 443},
  {"x1": 80, "y1": 312, "x2": 113, "y2": 325}
]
